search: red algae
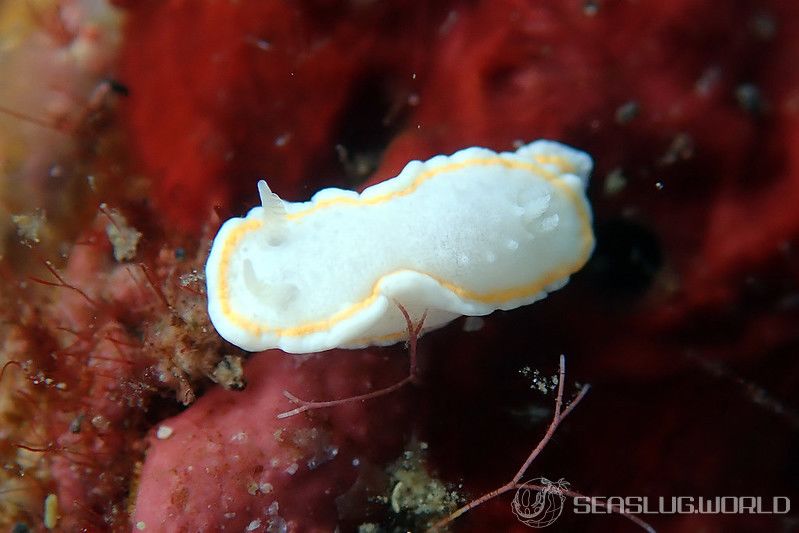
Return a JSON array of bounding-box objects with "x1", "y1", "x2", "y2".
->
[
  {"x1": 1, "y1": 0, "x2": 799, "y2": 531},
  {"x1": 0, "y1": 206, "x2": 240, "y2": 528}
]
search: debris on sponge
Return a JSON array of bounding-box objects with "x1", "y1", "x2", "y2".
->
[
  {"x1": 11, "y1": 209, "x2": 47, "y2": 246},
  {"x1": 385, "y1": 441, "x2": 462, "y2": 529},
  {"x1": 100, "y1": 203, "x2": 142, "y2": 261}
]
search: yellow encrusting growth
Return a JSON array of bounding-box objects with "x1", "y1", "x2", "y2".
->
[{"x1": 43, "y1": 493, "x2": 58, "y2": 529}]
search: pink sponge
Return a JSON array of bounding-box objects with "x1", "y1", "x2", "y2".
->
[{"x1": 132, "y1": 348, "x2": 412, "y2": 531}]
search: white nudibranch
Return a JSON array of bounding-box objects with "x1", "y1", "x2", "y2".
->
[{"x1": 205, "y1": 140, "x2": 595, "y2": 353}]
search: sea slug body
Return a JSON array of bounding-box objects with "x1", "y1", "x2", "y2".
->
[{"x1": 205, "y1": 140, "x2": 595, "y2": 353}]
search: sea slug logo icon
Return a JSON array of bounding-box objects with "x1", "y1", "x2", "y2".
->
[{"x1": 512, "y1": 477, "x2": 569, "y2": 528}]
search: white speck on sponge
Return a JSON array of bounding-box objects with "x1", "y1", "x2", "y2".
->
[{"x1": 156, "y1": 425, "x2": 173, "y2": 440}]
